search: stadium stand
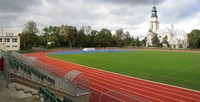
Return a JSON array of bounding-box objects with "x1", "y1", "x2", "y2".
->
[{"x1": 0, "y1": 49, "x2": 90, "y2": 102}]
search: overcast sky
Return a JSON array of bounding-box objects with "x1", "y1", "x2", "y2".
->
[{"x1": 0, "y1": 0, "x2": 200, "y2": 38}]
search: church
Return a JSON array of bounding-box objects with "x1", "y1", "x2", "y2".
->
[{"x1": 146, "y1": 5, "x2": 188, "y2": 48}]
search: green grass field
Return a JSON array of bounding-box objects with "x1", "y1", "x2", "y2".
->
[{"x1": 48, "y1": 51, "x2": 200, "y2": 91}]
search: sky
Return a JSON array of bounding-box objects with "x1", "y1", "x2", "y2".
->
[{"x1": 0, "y1": 0, "x2": 200, "y2": 39}]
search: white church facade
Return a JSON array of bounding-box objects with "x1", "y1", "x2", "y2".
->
[{"x1": 146, "y1": 5, "x2": 188, "y2": 48}]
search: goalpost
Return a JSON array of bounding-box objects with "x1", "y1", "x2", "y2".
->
[{"x1": 104, "y1": 47, "x2": 118, "y2": 52}]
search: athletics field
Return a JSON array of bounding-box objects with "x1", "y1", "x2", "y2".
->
[{"x1": 48, "y1": 50, "x2": 200, "y2": 91}]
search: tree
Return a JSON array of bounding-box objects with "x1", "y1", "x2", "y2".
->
[
  {"x1": 67, "y1": 26, "x2": 78, "y2": 48},
  {"x1": 42, "y1": 26, "x2": 55, "y2": 47},
  {"x1": 37, "y1": 35, "x2": 46, "y2": 48},
  {"x1": 151, "y1": 34, "x2": 160, "y2": 47},
  {"x1": 23, "y1": 20, "x2": 39, "y2": 34},
  {"x1": 141, "y1": 37, "x2": 147, "y2": 47},
  {"x1": 188, "y1": 29, "x2": 200, "y2": 48},
  {"x1": 123, "y1": 31, "x2": 131, "y2": 46},
  {"x1": 43, "y1": 26, "x2": 54, "y2": 35},
  {"x1": 135, "y1": 37, "x2": 142, "y2": 46},
  {"x1": 115, "y1": 28, "x2": 124, "y2": 47},
  {"x1": 20, "y1": 20, "x2": 39, "y2": 50},
  {"x1": 59, "y1": 25, "x2": 78, "y2": 48},
  {"x1": 130, "y1": 37, "x2": 135, "y2": 46},
  {"x1": 81, "y1": 26, "x2": 92, "y2": 35},
  {"x1": 77, "y1": 29, "x2": 87, "y2": 47},
  {"x1": 162, "y1": 36, "x2": 169, "y2": 47},
  {"x1": 89, "y1": 30, "x2": 99, "y2": 47},
  {"x1": 47, "y1": 35, "x2": 59, "y2": 48},
  {"x1": 96, "y1": 28, "x2": 113, "y2": 47}
]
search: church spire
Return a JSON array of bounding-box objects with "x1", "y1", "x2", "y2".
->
[
  {"x1": 149, "y1": 3, "x2": 159, "y2": 33},
  {"x1": 151, "y1": 3, "x2": 158, "y2": 18}
]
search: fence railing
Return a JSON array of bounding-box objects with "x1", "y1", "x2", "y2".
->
[
  {"x1": 11, "y1": 51, "x2": 90, "y2": 95},
  {"x1": 89, "y1": 89, "x2": 150, "y2": 102},
  {"x1": 0, "y1": 50, "x2": 89, "y2": 102}
]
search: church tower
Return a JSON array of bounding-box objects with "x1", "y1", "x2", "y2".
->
[
  {"x1": 146, "y1": 5, "x2": 159, "y2": 47},
  {"x1": 149, "y1": 5, "x2": 159, "y2": 33}
]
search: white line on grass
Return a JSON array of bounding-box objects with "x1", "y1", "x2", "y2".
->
[{"x1": 165, "y1": 64, "x2": 200, "y2": 77}]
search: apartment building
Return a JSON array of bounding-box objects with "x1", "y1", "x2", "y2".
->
[{"x1": 0, "y1": 28, "x2": 21, "y2": 51}]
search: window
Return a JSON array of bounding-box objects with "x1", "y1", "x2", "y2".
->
[
  {"x1": 7, "y1": 45, "x2": 10, "y2": 47},
  {"x1": 12, "y1": 45, "x2": 17, "y2": 47},
  {"x1": 5, "y1": 38, "x2": 10, "y2": 42},
  {"x1": 12, "y1": 39, "x2": 17, "y2": 42},
  {"x1": 0, "y1": 39, "x2": 2, "y2": 42},
  {"x1": 6, "y1": 33, "x2": 14, "y2": 37}
]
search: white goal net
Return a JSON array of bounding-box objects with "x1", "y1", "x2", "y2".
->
[{"x1": 104, "y1": 47, "x2": 118, "y2": 52}]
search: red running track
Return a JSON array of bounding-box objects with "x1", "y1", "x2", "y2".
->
[{"x1": 27, "y1": 52, "x2": 200, "y2": 102}]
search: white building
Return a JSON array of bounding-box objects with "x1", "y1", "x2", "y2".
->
[
  {"x1": 0, "y1": 28, "x2": 21, "y2": 51},
  {"x1": 146, "y1": 5, "x2": 188, "y2": 48}
]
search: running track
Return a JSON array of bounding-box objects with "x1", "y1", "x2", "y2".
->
[{"x1": 27, "y1": 52, "x2": 200, "y2": 102}]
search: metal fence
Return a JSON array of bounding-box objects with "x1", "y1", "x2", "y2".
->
[
  {"x1": 12, "y1": 52, "x2": 65, "y2": 77},
  {"x1": 0, "y1": 50, "x2": 89, "y2": 102},
  {"x1": 90, "y1": 89, "x2": 150, "y2": 102},
  {"x1": 11, "y1": 51, "x2": 90, "y2": 95},
  {"x1": 64, "y1": 70, "x2": 90, "y2": 92}
]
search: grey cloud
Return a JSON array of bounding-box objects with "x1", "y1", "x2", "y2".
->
[
  {"x1": 0, "y1": 15, "x2": 16, "y2": 27},
  {"x1": 159, "y1": 0, "x2": 200, "y2": 24},
  {"x1": 0, "y1": 0, "x2": 199, "y2": 37},
  {"x1": 176, "y1": 3, "x2": 200, "y2": 18},
  {"x1": 0, "y1": 11, "x2": 25, "y2": 28},
  {"x1": 87, "y1": 0, "x2": 165, "y2": 6},
  {"x1": 0, "y1": 0, "x2": 41, "y2": 12}
]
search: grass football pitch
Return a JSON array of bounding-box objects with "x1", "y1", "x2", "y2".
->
[{"x1": 48, "y1": 50, "x2": 200, "y2": 91}]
